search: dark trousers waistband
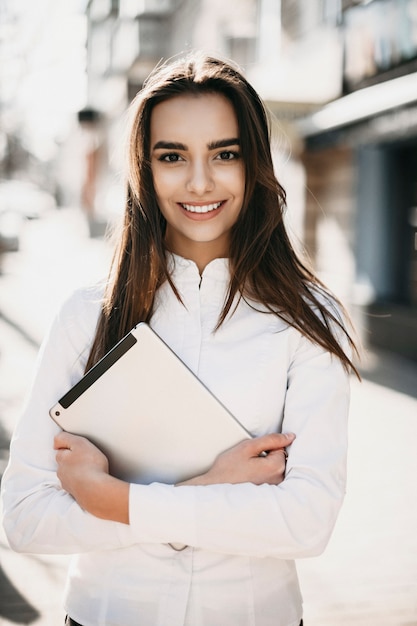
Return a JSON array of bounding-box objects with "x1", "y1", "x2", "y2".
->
[{"x1": 66, "y1": 616, "x2": 303, "y2": 625}]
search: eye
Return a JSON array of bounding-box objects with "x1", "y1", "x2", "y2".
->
[
  {"x1": 216, "y1": 150, "x2": 240, "y2": 161},
  {"x1": 158, "y1": 153, "x2": 183, "y2": 163}
]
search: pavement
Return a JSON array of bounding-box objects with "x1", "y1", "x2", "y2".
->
[{"x1": 0, "y1": 207, "x2": 416, "y2": 626}]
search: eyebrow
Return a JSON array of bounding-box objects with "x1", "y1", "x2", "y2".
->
[
  {"x1": 208, "y1": 138, "x2": 240, "y2": 150},
  {"x1": 152, "y1": 138, "x2": 240, "y2": 151}
]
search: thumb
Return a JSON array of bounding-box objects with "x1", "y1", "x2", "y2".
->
[{"x1": 54, "y1": 431, "x2": 79, "y2": 450}]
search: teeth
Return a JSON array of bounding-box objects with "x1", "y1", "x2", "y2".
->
[{"x1": 181, "y1": 202, "x2": 222, "y2": 214}]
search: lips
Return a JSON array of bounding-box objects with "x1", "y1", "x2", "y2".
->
[{"x1": 180, "y1": 201, "x2": 223, "y2": 214}]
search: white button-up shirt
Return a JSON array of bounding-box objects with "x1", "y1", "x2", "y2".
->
[{"x1": 2, "y1": 255, "x2": 350, "y2": 626}]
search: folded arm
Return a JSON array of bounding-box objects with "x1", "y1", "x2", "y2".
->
[{"x1": 53, "y1": 431, "x2": 295, "y2": 524}]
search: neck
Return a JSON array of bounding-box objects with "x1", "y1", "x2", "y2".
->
[{"x1": 165, "y1": 238, "x2": 229, "y2": 275}]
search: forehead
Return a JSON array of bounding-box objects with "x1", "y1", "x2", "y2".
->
[{"x1": 150, "y1": 93, "x2": 239, "y2": 141}]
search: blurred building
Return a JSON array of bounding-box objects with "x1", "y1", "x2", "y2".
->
[
  {"x1": 83, "y1": 0, "x2": 417, "y2": 361},
  {"x1": 293, "y1": 0, "x2": 417, "y2": 361}
]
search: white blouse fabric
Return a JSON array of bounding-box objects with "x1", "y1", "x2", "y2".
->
[{"x1": 2, "y1": 255, "x2": 350, "y2": 626}]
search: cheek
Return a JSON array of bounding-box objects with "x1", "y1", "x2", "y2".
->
[
  {"x1": 233, "y1": 173, "x2": 246, "y2": 204},
  {"x1": 235, "y1": 164, "x2": 247, "y2": 200},
  {"x1": 217, "y1": 166, "x2": 245, "y2": 194},
  {"x1": 230, "y1": 163, "x2": 245, "y2": 192},
  {"x1": 152, "y1": 168, "x2": 180, "y2": 200}
]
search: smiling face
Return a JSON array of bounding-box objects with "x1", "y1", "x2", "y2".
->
[{"x1": 150, "y1": 92, "x2": 245, "y2": 273}]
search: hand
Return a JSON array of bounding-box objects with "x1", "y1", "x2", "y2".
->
[
  {"x1": 54, "y1": 432, "x2": 129, "y2": 523},
  {"x1": 178, "y1": 432, "x2": 295, "y2": 487}
]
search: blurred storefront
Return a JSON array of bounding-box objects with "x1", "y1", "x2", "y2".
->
[{"x1": 294, "y1": 0, "x2": 417, "y2": 361}]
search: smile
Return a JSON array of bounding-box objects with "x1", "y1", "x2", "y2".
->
[{"x1": 180, "y1": 202, "x2": 222, "y2": 214}]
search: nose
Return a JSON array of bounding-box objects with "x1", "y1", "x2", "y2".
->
[{"x1": 186, "y1": 159, "x2": 214, "y2": 195}]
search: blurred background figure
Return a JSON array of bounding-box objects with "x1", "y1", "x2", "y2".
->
[
  {"x1": 78, "y1": 107, "x2": 100, "y2": 221},
  {"x1": 76, "y1": 107, "x2": 108, "y2": 236}
]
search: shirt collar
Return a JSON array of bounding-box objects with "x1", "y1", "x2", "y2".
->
[{"x1": 167, "y1": 252, "x2": 230, "y2": 282}]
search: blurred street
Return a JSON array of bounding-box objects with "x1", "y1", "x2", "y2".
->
[{"x1": 0, "y1": 207, "x2": 416, "y2": 626}]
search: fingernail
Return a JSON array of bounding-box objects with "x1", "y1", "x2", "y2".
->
[{"x1": 285, "y1": 432, "x2": 296, "y2": 440}]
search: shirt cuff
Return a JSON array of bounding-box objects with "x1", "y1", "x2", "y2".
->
[{"x1": 129, "y1": 482, "x2": 197, "y2": 546}]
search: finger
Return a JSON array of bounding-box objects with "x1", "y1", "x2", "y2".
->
[
  {"x1": 54, "y1": 431, "x2": 80, "y2": 450},
  {"x1": 250, "y1": 432, "x2": 295, "y2": 456},
  {"x1": 55, "y1": 448, "x2": 71, "y2": 462},
  {"x1": 267, "y1": 448, "x2": 288, "y2": 461}
]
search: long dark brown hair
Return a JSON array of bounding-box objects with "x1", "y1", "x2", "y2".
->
[{"x1": 85, "y1": 52, "x2": 359, "y2": 377}]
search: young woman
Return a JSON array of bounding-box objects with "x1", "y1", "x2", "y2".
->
[{"x1": 2, "y1": 53, "x2": 359, "y2": 626}]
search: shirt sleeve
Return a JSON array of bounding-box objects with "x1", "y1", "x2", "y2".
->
[
  {"x1": 127, "y1": 332, "x2": 351, "y2": 559},
  {"x1": 1, "y1": 288, "x2": 136, "y2": 554}
]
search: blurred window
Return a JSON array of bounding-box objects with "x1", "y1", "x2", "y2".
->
[{"x1": 343, "y1": 0, "x2": 417, "y2": 90}]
